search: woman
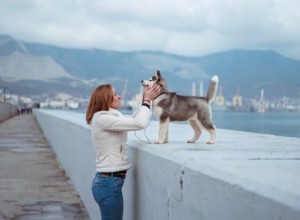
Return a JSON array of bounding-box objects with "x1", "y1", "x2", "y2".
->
[{"x1": 86, "y1": 83, "x2": 160, "y2": 220}]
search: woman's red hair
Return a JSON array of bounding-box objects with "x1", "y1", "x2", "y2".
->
[{"x1": 86, "y1": 84, "x2": 114, "y2": 124}]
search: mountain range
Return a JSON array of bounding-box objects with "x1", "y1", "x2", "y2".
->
[{"x1": 1, "y1": 34, "x2": 300, "y2": 101}]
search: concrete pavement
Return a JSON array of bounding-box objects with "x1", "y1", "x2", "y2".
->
[{"x1": 0, "y1": 114, "x2": 89, "y2": 219}]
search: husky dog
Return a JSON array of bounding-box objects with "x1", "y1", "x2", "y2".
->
[{"x1": 141, "y1": 70, "x2": 219, "y2": 144}]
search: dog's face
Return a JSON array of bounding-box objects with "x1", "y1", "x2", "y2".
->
[{"x1": 141, "y1": 71, "x2": 160, "y2": 88}]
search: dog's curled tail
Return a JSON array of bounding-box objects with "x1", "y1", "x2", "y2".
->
[{"x1": 206, "y1": 75, "x2": 219, "y2": 104}]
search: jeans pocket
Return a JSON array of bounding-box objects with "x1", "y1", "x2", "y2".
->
[
  {"x1": 114, "y1": 177, "x2": 124, "y2": 192},
  {"x1": 91, "y1": 175, "x2": 111, "y2": 204},
  {"x1": 92, "y1": 174, "x2": 107, "y2": 186}
]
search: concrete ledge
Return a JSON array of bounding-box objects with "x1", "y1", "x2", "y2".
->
[{"x1": 34, "y1": 109, "x2": 300, "y2": 220}]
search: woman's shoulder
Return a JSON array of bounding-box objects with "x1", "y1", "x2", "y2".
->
[
  {"x1": 94, "y1": 109, "x2": 122, "y2": 118},
  {"x1": 92, "y1": 111, "x2": 111, "y2": 126},
  {"x1": 92, "y1": 109, "x2": 124, "y2": 127},
  {"x1": 94, "y1": 110, "x2": 109, "y2": 116}
]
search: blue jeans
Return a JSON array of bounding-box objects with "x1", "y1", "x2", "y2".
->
[{"x1": 92, "y1": 173, "x2": 125, "y2": 220}]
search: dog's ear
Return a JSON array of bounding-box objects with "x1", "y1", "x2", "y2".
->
[{"x1": 156, "y1": 70, "x2": 161, "y2": 77}]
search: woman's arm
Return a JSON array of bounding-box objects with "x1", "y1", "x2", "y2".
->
[
  {"x1": 96, "y1": 83, "x2": 160, "y2": 131},
  {"x1": 96, "y1": 106, "x2": 152, "y2": 131}
]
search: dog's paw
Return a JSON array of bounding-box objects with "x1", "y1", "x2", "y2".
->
[
  {"x1": 187, "y1": 140, "x2": 195, "y2": 143},
  {"x1": 206, "y1": 141, "x2": 215, "y2": 144},
  {"x1": 154, "y1": 140, "x2": 165, "y2": 144}
]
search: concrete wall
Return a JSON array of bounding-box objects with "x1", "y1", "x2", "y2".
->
[
  {"x1": 0, "y1": 102, "x2": 18, "y2": 122},
  {"x1": 34, "y1": 109, "x2": 300, "y2": 220}
]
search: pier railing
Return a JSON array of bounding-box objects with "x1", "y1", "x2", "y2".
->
[{"x1": 0, "y1": 102, "x2": 18, "y2": 122}]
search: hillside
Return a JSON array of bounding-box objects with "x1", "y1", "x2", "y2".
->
[
  {"x1": 197, "y1": 50, "x2": 300, "y2": 98},
  {"x1": 0, "y1": 34, "x2": 300, "y2": 100}
]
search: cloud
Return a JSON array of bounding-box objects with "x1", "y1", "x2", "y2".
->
[{"x1": 1, "y1": 0, "x2": 300, "y2": 59}]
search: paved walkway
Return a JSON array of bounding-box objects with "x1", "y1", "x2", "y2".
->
[{"x1": 0, "y1": 114, "x2": 89, "y2": 219}]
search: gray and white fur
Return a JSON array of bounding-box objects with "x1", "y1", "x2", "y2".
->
[{"x1": 141, "y1": 70, "x2": 219, "y2": 144}]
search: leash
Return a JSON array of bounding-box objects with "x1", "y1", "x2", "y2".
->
[
  {"x1": 134, "y1": 113, "x2": 152, "y2": 144},
  {"x1": 134, "y1": 80, "x2": 163, "y2": 144}
]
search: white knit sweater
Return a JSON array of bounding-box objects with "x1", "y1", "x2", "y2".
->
[{"x1": 90, "y1": 106, "x2": 152, "y2": 173}]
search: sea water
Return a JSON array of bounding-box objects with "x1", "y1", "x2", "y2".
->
[
  {"x1": 146, "y1": 111, "x2": 300, "y2": 138},
  {"x1": 82, "y1": 108, "x2": 300, "y2": 138},
  {"x1": 211, "y1": 111, "x2": 300, "y2": 138}
]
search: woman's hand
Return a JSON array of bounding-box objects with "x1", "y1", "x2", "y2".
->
[{"x1": 143, "y1": 84, "x2": 161, "y2": 102}]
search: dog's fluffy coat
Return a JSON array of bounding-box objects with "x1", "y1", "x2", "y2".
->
[{"x1": 141, "y1": 71, "x2": 218, "y2": 144}]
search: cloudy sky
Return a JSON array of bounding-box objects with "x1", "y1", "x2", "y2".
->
[{"x1": 1, "y1": 0, "x2": 300, "y2": 59}]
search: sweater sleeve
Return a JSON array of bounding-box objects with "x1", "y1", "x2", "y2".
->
[{"x1": 96, "y1": 106, "x2": 152, "y2": 131}]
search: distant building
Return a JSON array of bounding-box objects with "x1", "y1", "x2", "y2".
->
[
  {"x1": 214, "y1": 86, "x2": 225, "y2": 106},
  {"x1": 212, "y1": 86, "x2": 227, "y2": 111},
  {"x1": 257, "y1": 89, "x2": 266, "y2": 112},
  {"x1": 232, "y1": 87, "x2": 243, "y2": 106}
]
